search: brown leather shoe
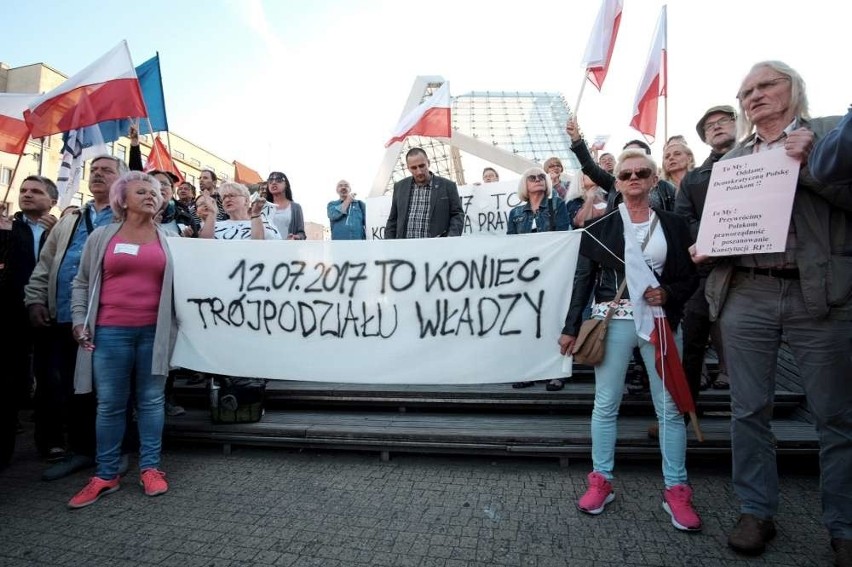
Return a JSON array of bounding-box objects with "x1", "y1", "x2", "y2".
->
[
  {"x1": 647, "y1": 422, "x2": 659, "y2": 440},
  {"x1": 728, "y1": 513, "x2": 777, "y2": 556},
  {"x1": 833, "y1": 538, "x2": 852, "y2": 567}
]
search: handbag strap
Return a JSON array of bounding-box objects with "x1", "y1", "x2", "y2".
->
[{"x1": 601, "y1": 212, "x2": 660, "y2": 322}]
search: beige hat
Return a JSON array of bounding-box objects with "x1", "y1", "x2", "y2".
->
[{"x1": 696, "y1": 105, "x2": 736, "y2": 142}]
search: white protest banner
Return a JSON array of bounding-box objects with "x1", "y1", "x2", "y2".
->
[
  {"x1": 366, "y1": 179, "x2": 525, "y2": 240},
  {"x1": 696, "y1": 148, "x2": 800, "y2": 256},
  {"x1": 169, "y1": 231, "x2": 581, "y2": 384}
]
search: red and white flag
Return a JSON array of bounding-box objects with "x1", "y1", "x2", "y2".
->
[
  {"x1": 385, "y1": 82, "x2": 451, "y2": 148},
  {"x1": 24, "y1": 41, "x2": 147, "y2": 139},
  {"x1": 617, "y1": 204, "x2": 696, "y2": 420},
  {"x1": 0, "y1": 93, "x2": 38, "y2": 154},
  {"x1": 582, "y1": 0, "x2": 624, "y2": 91},
  {"x1": 630, "y1": 5, "x2": 667, "y2": 143},
  {"x1": 145, "y1": 135, "x2": 184, "y2": 183}
]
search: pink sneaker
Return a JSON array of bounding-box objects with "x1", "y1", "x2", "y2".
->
[
  {"x1": 663, "y1": 484, "x2": 702, "y2": 531},
  {"x1": 578, "y1": 472, "x2": 615, "y2": 515},
  {"x1": 68, "y1": 476, "x2": 120, "y2": 509},
  {"x1": 140, "y1": 468, "x2": 168, "y2": 497}
]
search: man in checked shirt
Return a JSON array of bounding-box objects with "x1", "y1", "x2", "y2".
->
[{"x1": 384, "y1": 147, "x2": 464, "y2": 239}]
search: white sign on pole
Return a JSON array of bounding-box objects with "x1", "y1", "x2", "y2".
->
[
  {"x1": 168, "y1": 232, "x2": 581, "y2": 384},
  {"x1": 696, "y1": 148, "x2": 800, "y2": 256}
]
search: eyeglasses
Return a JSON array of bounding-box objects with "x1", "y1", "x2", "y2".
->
[
  {"x1": 221, "y1": 193, "x2": 243, "y2": 199},
  {"x1": 703, "y1": 116, "x2": 735, "y2": 132},
  {"x1": 526, "y1": 173, "x2": 547, "y2": 182},
  {"x1": 267, "y1": 176, "x2": 285, "y2": 183},
  {"x1": 737, "y1": 76, "x2": 790, "y2": 101},
  {"x1": 616, "y1": 168, "x2": 654, "y2": 181}
]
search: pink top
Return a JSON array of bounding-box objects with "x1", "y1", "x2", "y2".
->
[{"x1": 97, "y1": 236, "x2": 166, "y2": 327}]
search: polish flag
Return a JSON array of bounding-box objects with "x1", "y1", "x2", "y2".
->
[
  {"x1": 144, "y1": 135, "x2": 184, "y2": 183},
  {"x1": 629, "y1": 5, "x2": 667, "y2": 143},
  {"x1": 582, "y1": 0, "x2": 624, "y2": 91},
  {"x1": 617, "y1": 204, "x2": 702, "y2": 440},
  {"x1": 385, "y1": 82, "x2": 451, "y2": 148},
  {"x1": 0, "y1": 93, "x2": 38, "y2": 154},
  {"x1": 24, "y1": 41, "x2": 147, "y2": 139}
]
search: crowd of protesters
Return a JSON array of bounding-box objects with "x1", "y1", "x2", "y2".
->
[{"x1": 0, "y1": 60, "x2": 849, "y2": 565}]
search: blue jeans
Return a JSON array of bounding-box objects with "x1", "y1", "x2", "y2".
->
[
  {"x1": 720, "y1": 273, "x2": 852, "y2": 538},
  {"x1": 92, "y1": 325, "x2": 165, "y2": 478},
  {"x1": 591, "y1": 319, "x2": 688, "y2": 487}
]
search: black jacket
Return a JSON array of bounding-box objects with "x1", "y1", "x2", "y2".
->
[
  {"x1": 674, "y1": 150, "x2": 726, "y2": 242},
  {"x1": 0, "y1": 212, "x2": 50, "y2": 315},
  {"x1": 385, "y1": 173, "x2": 464, "y2": 238},
  {"x1": 561, "y1": 208, "x2": 698, "y2": 336}
]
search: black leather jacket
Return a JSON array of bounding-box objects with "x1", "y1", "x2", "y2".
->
[{"x1": 561, "y1": 208, "x2": 698, "y2": 336}]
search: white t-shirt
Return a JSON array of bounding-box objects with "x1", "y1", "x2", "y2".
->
[
  {"x1": 632, "y1": 214, "x2": 667, "y2": 274},
  {"x1": 271, "y1": 207, "x2": 293, "y2": 237}
]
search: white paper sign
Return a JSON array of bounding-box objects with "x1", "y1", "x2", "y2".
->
[
  {"x1": 168, "y1": 232, "x2": 582, "y2": 384},
  {"x1": 696, "y1": 148, "x2": 800, "y2": 256},
  {"x1": 366, "y1": 179, "x2": 525, "y2": 240}
]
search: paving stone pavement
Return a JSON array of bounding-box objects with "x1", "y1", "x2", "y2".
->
[{"x1": 0, "y1": 426, "x2": 835, "y2": 567}]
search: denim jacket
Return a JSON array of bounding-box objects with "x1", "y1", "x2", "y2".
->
[{"x1": 507, "y1": 196, "x2": 571, "y2": 234}]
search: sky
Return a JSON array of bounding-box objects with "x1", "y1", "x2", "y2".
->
[{"x1": 2, "y1": 0, "x2": 850, "y2": 227}]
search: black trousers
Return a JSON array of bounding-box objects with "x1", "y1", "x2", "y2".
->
[
  {"x1": 680, "y1": 278, "x2": 726, "y2": 405},
  {"x1": 32, "y1": 323, "x2": 96, "y2": 457}
]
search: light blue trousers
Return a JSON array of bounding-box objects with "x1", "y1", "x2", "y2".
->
[{"x1": 591, "y1": 319, "x2": 688, "y2": 487}]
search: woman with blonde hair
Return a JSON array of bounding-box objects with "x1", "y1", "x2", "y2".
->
[
  {"x1": 558, "y1": 149, "x2": 700, "y2": 530},
  {"x1": 197, "y1": 182, "x2": 280, "y2": 240},
  {"x1": 67, "y1": 171, "x2": 176, "y2": 508},
  {"x1": 507, "y1": 166, "x2": 570, "y2": 390},
  {"x1": 662, "y1": 140, "x2": 695, "y2": 189}
]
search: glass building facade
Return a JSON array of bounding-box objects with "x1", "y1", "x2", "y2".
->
[
  {"x1": 453, "y1": 91, "x2": 580, "y2": 168},
  {"x1": 383, "y1": 87, "x2": 579, "y2": 193}
]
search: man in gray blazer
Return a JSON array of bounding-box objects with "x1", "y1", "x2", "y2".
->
[{"x1": 384, "y1": 147, "x2": 464, "y2": 239}]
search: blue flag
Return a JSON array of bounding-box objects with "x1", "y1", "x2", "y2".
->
[{"x1": 97, "y1": 54, "x2": 168, "y2": 143}]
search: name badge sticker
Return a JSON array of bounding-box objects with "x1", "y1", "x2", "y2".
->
[{"x1": 114, "y1": 243, "x2": 140, "y2": 256}]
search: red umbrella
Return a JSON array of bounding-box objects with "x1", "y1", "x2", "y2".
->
[{"x1": 649, "y1": 315, "x2": 704, "y2": 442}]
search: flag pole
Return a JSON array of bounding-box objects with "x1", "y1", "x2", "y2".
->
[
  {"x1": 573, "y1": 73, "x2": 589, "y2": 117},
  {"x1": 1, "y1": 143, "x2": 30, "y2": 206},
  {"x1": 153, "y1": 51, "x2": 172, "y2": 154},
  {"x1": 663, "y1": 6, "x2": 669, "y2": 145}
]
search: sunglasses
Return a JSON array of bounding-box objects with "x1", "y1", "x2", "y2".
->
[
  {"x1": 616, "y1": 168, "x2": 654, "y2": 181},
  {"x1": 267, "y1": 176, "x2": 285, "y2": 183},
  {"x1": 526, "y1": 173, "x2": 547, "y2": 183}
]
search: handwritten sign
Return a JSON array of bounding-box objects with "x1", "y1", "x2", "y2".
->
[
  {"x1": 696, "y1": 148, "x2": 800, "y2": 256},
  {"x1": 366, "y1": 179, "x2": 526, "y2": 240},
  {"x1": 168, "y1": 232, "x2": 582, "y2": 384}
]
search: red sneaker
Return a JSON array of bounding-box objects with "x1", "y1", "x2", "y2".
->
[
  {"x1": 67, "y1": 476, "x2": 120, "y2": 509},
  {"x1": 578, "y1": 472, "x2": 615, "y2": 515},
  {"x1": 140, "y1": 468, "x2": 169, "y2": 497},
  {"x1": 663, "y1": 484, "x2": 702, "y2": 531}
]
